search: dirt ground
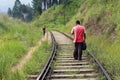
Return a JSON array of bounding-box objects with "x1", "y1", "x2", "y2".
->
[
  {"x1": 11, "y1": 31, "x2": 72, "y2": 72},
  {"x1": 11, "y1": 33, "x2": 48, "y2": 72}
]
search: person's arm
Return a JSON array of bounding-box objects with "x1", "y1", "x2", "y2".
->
[{"x1": 71, "y1": 27, "x2": 74, "y2": 35}]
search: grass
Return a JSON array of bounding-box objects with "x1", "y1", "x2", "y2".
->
[
  {"x1": 35, "y1": 0, "x2": 120, "y2": 79},
  {"x1": 30, "y1": 0, "x2": 120, "y2": 79},
  {"x1": 2, "y1": 40, "x2": 52, "y2": 80},
  {"x1": 86, "y1": 33, "x2": 120, "y2": 80},
  {"x1": 79, "y1": 1, "x2": 120, "y2": 79},
  {"x1": 55, "y1": 1, "x2": 120, "y2": 79},
  {"x1": 23, "y1": 41, "x2": 51, "y2": 75},
  {"x1": 1, "y1": 0, "x2": 120, "y2": 80},
  {"x1": 0, "y1": 14, "x2": 43, "y2": 80}
]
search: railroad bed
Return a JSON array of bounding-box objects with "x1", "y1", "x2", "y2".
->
[
  {"x1": 48, "y1": 31, "x2": 100, "y2": 80},
  {"x1": 29, "y1": 31, "x2": 111, "y2": 80}
]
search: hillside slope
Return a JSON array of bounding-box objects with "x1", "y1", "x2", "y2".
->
[
  {"x1": 34, "y1": 0, "x2": 120, "y2": 80},
  {"x1": 75, "y1": 1, "x2": 120, "y2": 80},
  {"x1": 1, "y1": 0, "x2": 119, "y2": 79}
]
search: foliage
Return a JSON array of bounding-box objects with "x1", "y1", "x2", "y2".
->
[
  {"x1": 8, "y1": 0, "x2": 33, "y2": 22},
  {"x1": 32, "y1": 0, "x2": 42, "y2": 15},
  {"x1": 64, "y1": 0, "x2": 120, "y2": 79},
  {"x1": 2, "y1": 0, "x2": 120, "y2": 80},
  {"x1": 32, "y1": 0, "x2": 60, "y2": 16},
  {"x1": 20, "y1": 4, "x2": 34, "y2": 22},
  {"x1": 24, "y1": 41, "x2": 51, "y2": 75},
  {"x1": 33, "y1": 0, "x2": 83, "y2": 27},
  {"x1": 0, "y1": 14, "x2": 42, "y2": 79},
  {"x1": 33, "y1": 0, "x2": 120, "y2": 79},
  {"x1": 6, "y1": 41, "x2": 51, "y2": 80},
  {"x1": 7, "y1": 8, "x2": 12, "y2": 17},
  {"x1": 12, "y1": 0, "x2": 22, "y2": 19}
]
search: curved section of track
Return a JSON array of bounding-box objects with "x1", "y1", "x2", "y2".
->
[
  {"x1": 48, "y1": 31, "x2": 100, "y2": 80},
  {"x1": 35, "y1": 31, "x2": 111, "y2": 80},
  {"x1": 58, "y1": 31, "x2": 111, "y2": 80}
]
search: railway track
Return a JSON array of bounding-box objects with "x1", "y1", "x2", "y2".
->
[{"x1": 29, "y1": 31, "x2": 111, "y2": 80}]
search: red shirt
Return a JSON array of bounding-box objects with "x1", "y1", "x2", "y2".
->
[{"x1": 71, "y1": 25, "x2": 85, "y2": 43}]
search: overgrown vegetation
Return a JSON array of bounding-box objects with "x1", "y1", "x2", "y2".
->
[
  {"x1": 24, "y1": 41, "x2": 51, "y2": 75},
  {"x1": 6, "y1": 41, "x2": 51, "y2": 80},
  {"x1": 8, "y1": 0, "x2": 33, "y2": 22},
  {"x1": 1, "y1": 0, "x2": 120, "y2": 80},
  {"x1": 0, "y1": 14, "x2": 42, "y2": 80},
  {"x1": 32, "y1": 0, "x2": 120, "y2": 80},
  {"x1": 79, "y1": 1, "x2": 120, "y2": 79}
]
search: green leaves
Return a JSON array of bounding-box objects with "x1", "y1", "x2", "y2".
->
[
  {"x1": 32, "y1": 0, "x2": 42, "y2": 15},
  {"x1": 8, "y1": 0, "x2": 33, "y2": 22}
]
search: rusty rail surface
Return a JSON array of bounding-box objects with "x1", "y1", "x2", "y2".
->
[{"x1": 36, "y1": 32, "x2": 57, "y2": 80}]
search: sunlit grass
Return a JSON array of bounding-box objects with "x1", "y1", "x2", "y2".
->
[
  {"x1": 86, "y1": 31, "x2": 120, "y2": 80},
  {"x1": 1, "y1": 0, "x2": 120, "y2": 80},
  {"x1": 7, "y1": 41, "x2": 52, "y2": 80},
  {"x1": 24, "y1": 41, "x2": 51, "y2": 75},
  {"x1": 0, "y1": 15, "x2": 42, "y2": 79}
]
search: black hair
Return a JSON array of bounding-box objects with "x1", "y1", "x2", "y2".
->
[{"x1": 76, "y1": 20, "x2": 80, "y2": 25}]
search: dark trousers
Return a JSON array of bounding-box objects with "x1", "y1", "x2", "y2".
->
[
  {"x1": 43, "y1": 31, "x2": 45, "y2": 36},
  {"x1": 73, "y1": 42, "x2": 83, "y2": 60}
]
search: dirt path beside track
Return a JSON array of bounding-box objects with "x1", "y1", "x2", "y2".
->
[{"x1": 11, "y1": 34, "x2": 48, "y2": 72}]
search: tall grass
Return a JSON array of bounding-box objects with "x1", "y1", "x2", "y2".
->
[
  {"x1": 1, "y1": 0, "x2": 120, "y2": 79},
  {"x1": 86, "y1": 32, "x2": 120, "y2": 80},
  {"x1": 0, "y1": 14, "x2": 42, "y2": 79},
  {"x1": 75, "y1": 0, "x2": 120, "y2": 79},
  {"x1": 24, "y1": 41, "x2": 51, "y2": 75},
  {"x1": 6, "y1": 41, "x2": 52, "y2": 80}
]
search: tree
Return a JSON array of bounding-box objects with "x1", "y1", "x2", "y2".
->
[
  {"x1": 42, "y1": 0, "x2": 47, "y2": 10},
  {"x1": 52, "y1": 0, "x2": 58, "y2": 5},
  {"x1": 7, "y1": 8, "x2": 12, "y2": 17},
  {"x1": 32, "y1": 0, "x2": 61, "y2": 16},
  {"x1": 8, "y1": 0, "x2": 34, "y2": 22},
  {"x1": 32, "y1": 0, "x2": 42, "y2": 15},
  {"x1": 60, "y1": 0, "x2": 73, "y2": 25},
  {"x1": 12, "y1": 0, "x2": 22, "y2": 18},
  {"x1": 20, "y1": 4, "x2": 34, "y2": 22},
  {"x1": 62, "y1": 0, "x2": 73, "y2": 7},
  {"x1": 59, "y1": 0, "x2": 62, "y2": 4},
  {"x1": 47, "y1": 0, "x2": 52, "y2": 8},
  {"x1": 26, "y1": 5, "x2": 34, "y2": 22}
]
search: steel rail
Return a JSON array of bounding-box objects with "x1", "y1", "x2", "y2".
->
[
  {"x1": 36, "y1": 32, "x2": 57, "y2": 80},
  {"x1": 87, "y1": 50, "x2": 112, "y2": 80},
  {"x1": 57, "y1": 30, "x2": 112, "y2": 80}
]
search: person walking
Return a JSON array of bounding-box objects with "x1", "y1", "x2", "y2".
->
[
  {"x1": 42, "y1": 26, "x2": 46, "y2": 36},
  {"x1": 71, "y1": 20, "x2": 86, "y2": 60}
]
